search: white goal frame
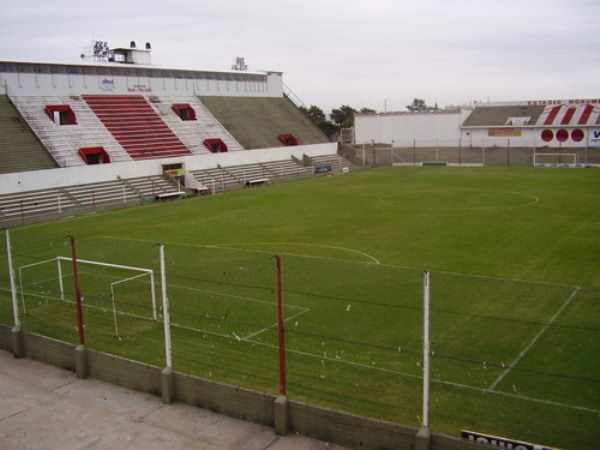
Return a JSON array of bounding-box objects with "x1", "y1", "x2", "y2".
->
[
  {"x1": 18, "y1": 257, "x2": 157, "y2": 321},
  {"x1": 533, "y1": 152, "x2": 577, "y2": 167}
]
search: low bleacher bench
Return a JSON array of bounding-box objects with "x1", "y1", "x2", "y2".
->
[
  {"x1": 421, "y1": 162, "x2": 447, "y2": 166},
  {"x1": 245, "y1": 178, "x2": 270, "y2": 188},
  {"x1": 155, "y1": 191, "x2": 186, "y2": 202}
]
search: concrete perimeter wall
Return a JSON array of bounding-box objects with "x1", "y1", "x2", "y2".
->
[
  {"x1": 0, "y1": 325, "x2": 485, "y2": 450},
  {"x1": 0, "y1": 142, "x2": 337, "y2": 195}
]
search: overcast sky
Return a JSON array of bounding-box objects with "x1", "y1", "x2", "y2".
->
[{"x1": 1, "y1": 0, "x2": 598, "y2": 113}]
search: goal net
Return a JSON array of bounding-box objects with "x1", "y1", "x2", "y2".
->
[
  {"x1": 533, "y1": 152, "x2": 578, "y2": 167},
  {"x1": 18, "y1": 257, "x2": 157, "y2": 337}
]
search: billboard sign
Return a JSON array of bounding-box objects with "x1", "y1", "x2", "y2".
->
[
  {"x1": 590, "y1": 129, "x2": 600, "y2": 147},
  {"x1": 488, "y1": 128, "x2": 522, "y2": 137},
  {"x1": 461, "y1": 430, "x2": 560, "y2": 450}
]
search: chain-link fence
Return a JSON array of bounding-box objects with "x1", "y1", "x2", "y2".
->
[
  {"x1": 1, "y1": 230, "x2": 595, "y2": 446},
  {"x1": 341, "y1": 142, "x2": 600, "y2": 167}
]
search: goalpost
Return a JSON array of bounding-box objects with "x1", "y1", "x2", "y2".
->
[
  {"x1": 18, "y1": 256, "x2": 157, "y2": 336},
  {"x1": 533, "y1": 152, "x2": 578, "y2": 167}
]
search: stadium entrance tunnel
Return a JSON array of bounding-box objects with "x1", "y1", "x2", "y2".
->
[
  {"x1": 203, "y1": 138, "x2": 228, "y2": 153},
  {"x1": 172, "y1": 103, "x2": 197, "y2": 121},
  {"x1": 277, "y1": 133, "x2": 298, "y2": 146},
  {"x1": 79, "y1": 147, "x2": 111, "y2": 164},
  {"x1": 45, "y1": 104, "x2": 77, "y2": 125}
]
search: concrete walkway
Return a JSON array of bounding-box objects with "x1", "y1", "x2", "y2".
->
[{"x1": 0, "y1": 350, "x2": 349, "y2": 449}]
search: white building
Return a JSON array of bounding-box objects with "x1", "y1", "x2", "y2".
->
[{"x1": 355, "y1": 99, "x2": 600, "y2": 149}]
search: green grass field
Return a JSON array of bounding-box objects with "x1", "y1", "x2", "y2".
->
[{"x1": 1, "y1": 166, "x2": 599, "y2": 449}]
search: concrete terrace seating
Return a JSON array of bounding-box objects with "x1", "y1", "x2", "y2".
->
[
  {"x1": 259, "y1": 159, "x2": 313, "y2": 181},
  {"x1": 0, "y1": 179, "x2": 145, "y2": 225},
  {"x1": 198, "y1": 96, "x2": 330, "y2": 150},
  {"x1": 462, "y1": 105, "x2": 546, "y2": 127},
  {"x1": 187, "y1": 167, "x2": 241, "y2": 194},
  {"x1": 149, "y1": 96, "x2": 244, "y2": 154},
  {"x1": 0, "y1": 187, "x2": 75, "y2": 224},
  {"x1": 83, "y1": 95, "x2": 192, "y2": 160},
  {"x1": 10, "y1": 95, "x2": 132, "y2": 167},
  {"x1": 187, "y1": 158, "x2": 322, "y2": 194},
  {"x1": 0, "y1": 175, "x2": 183, "y2": 226},
  {"x1": 311, "y1": 155, "x2": 348, "y2": 172},
  {"x1": 0, "y1": 96, "x2": 59, "y2": 174},
  {"x1": 61, "y1": 180, "x2": 140, "y2": 208},
  {"x1": 223, "y1": 163, "x2": 273, "y2": 186},
  {"x1": 120, "y1": 175, "x2": 182, "y2": 201}
]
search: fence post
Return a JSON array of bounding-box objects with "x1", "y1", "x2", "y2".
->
[
  {"x1": 413, "y1": 139, "x2": 417, "y2": 166},
  {"x1": 273, "y1": 255, "x2": 289, "y2": 435},
  {"x1": 5, "y1": 229, "x2": 24, "y2": 358},
  {"x1": 68, "y1": 235, "x2": 85, "y2": 347},
  {"x1": 68, "y1": 235, "x2": 88, "y2": 378},
  {"x1": 158, "y1": 244, "x2": 175, "y2": 404},
  {"x1": 416, "y1": 271, "x2": 432, "y2": 450}
]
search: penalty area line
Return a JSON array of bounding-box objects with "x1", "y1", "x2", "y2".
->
[
  {"x1": 487, "y1": 286, "x2": 581, "y2": 392},
  {"x1": 244, "y1": 307, "x2": 311, "y2": 340}
]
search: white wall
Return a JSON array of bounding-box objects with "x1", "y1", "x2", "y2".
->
[
  {"x1": 0, "y1": 143, "x2": 337, "y2": 195},
  {"x1": 1, "y1": 64, "x2": 283, "y2": 98},
  {"x1": 355, "y1": 110, "x2": 599, "y2": 148},
  {"x1": 354, "y1": 110, "x2": 469, "y2": 147}
]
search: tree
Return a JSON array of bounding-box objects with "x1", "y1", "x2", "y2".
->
[
  {"x1": 330, "y1": 105, "x2": 357, "y2": 128},
  {"x1": 406, "y1": 98, "x2": 439, "y2": 112},
  {"x1": 301, "y1": 105, "x2": 326, "y2": 122},
  {"x1": 406, "y1": 98, "x2": 428, "y2": 111},
  {"x1": 360, "y1": 107, "x2": 377, "y2": 114},
  {"x1": 301, "y1": 105, "x2": 339, "y2": 138}
]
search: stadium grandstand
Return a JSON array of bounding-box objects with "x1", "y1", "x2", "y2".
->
[
  {"x1": 0, "y1": 42, "x2": 345, "y2": 226},
  {"x1": 353, "y1": 99, "x2": 600, "y2": 168}
]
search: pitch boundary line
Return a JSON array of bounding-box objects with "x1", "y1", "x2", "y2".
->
[
  {"x1": 95, "y1": 235, "x2": 581, "y2": 290},
  {"x1": 167, "y1": 282, "x2": 311, "y2": 340},
  {"x1": 218, "y1": 242, "x2": 382, "y2": 265},
  {"x1": 93, "y1": 236, "x2": 382, "y2": 265},
  {"x1": 10, "y1": 285, "x2": 596, "y2": 415},
  {"x1": 487, "y1": 286, "x2": 581, "y2": 392},
  {"x1": 235, "y1": 334, "x2": 600, "y2": 415}
]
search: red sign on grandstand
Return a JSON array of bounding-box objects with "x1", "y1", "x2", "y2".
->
[
  {"x1": 528, "y1": 98, "x2": 600, "y2": 106},
  {"x1": 127, "y1": 84, "x2": 151, "y2": 93}
]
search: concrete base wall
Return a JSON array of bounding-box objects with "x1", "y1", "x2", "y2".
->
[{"x1": 0, "y1": 325, "x2": 486, "y2": 450}]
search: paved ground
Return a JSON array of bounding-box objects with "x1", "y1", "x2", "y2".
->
[{"x1": 0, "y1": 350, "x2": 349, "y2": 449}]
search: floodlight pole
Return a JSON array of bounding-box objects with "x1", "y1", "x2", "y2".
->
[
  {"x1": 68, "y1": 235, "x2": 85, "y2": 346},
  {"x1": 274, "y1": 255, "x2": 286, "y2": 395},
  {"x1": 5, "y1": 229, "x2": 20, "y2": 328}
]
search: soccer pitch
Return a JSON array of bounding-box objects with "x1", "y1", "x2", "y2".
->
[{"x1": 1, "y1": 166, "x2": 599, "y2": 450}]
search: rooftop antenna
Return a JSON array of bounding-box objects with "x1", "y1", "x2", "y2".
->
[
  {"x1": 80, "y1": 40, "x2": 109, "y2": 62},
  {"x1": 231, "y1": 56, "x2": 248, "y2": 71}
]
